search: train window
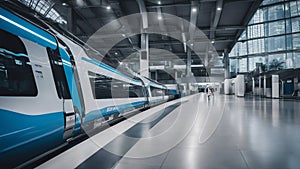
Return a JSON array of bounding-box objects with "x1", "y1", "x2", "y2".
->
[
  {"x1": 0, "y1": 30, "x2": 37, "y2": 96},
  {"x1": 47, "y1": 48, "x2": 71, "y2": 99},
  {"x1": 150, "y1": 87, "x2": 164, "y2": 97},
  {"x1": 89, "y1": 71, "x2": 144, "y2": 99},
  {"x1": 89, "y1": 71, "x2": 112, "y2": 99},
  {"x1": 129, "y1": 85, "x2": 144, "y2": 98}
]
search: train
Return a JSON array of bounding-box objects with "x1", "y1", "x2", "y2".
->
[{"x1": 0, "y1": 2, "x2": 177, "y2": 168}]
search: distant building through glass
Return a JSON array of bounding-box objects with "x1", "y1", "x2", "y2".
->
[{"x1": 229, "y1": 0, "x2": 300, "y2": 74}]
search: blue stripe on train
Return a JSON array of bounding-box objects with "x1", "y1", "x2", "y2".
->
[
  {"x1": 0, "y1": 109, "x2": 64, "y2": 153},
  {"x1": 84, "y1": 101, "x2": 146, "y2": 125},
  {"x1": 0, "y1": 7, "x2": 57, "y2": 49}
]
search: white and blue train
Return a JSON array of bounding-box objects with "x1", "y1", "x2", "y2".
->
[{"x1": 0, "y1": 3, "x2": 177, "y2": 168}]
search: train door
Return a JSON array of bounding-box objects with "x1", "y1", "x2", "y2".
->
[
  {"x1": 46, "y1": 47, "x2": 76, "y2": 139},
  {"x1": 56, "y1": 39, "x2": 86, "y2": 136}
]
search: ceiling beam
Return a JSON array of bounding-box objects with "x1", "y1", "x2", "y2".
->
[
  {"x1": 136, "y1": 0, "x2": 148, "y2": 29},
  {"x1": 189, "y1": 1, "x2": 198, "y2": 41},
  {"x1": 146, "y1": 0, "x2": 255, "y2": 9},
  {"x1": 210, "y1": 0, "x2": 223, "y2": 40}
]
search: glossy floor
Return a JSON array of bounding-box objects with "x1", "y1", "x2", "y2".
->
[{"x1": 39, "y1": 94, "x2": 300, "y2": 169}]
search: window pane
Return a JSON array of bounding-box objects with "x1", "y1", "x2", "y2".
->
[
  {"x1": 268, "y1": 53, "x2": 286, "y2": 70},
  {"x1": 292, "y1": 33, "x2": 300, "y2": 49},
  {"x1": 269, "y1": 20, "x2": 285, "y2": 36},
  {"x1": 248, "y1": 39, "x2": 265, "y2": 54},
  {"x1": 294, "y1": 52, "x2": 300, "y2": 68},
  {"x1": 263, "y1": 0, "x2": 283, "y2": 6},
  {"x1": 286, "y1": 34, "x2": 293, "y2": 50},
  {"x1": 248, "y1": 56, "x2": 266, "y2": 71},
  {"x1": 291, "y1": 17, "x2": 300, "y2": 33},
  {"x1": 229, "y1": 59, "x2": 237, "y2": 73},
  {"x1": 286, "y1": 53, "x2": 294, "y2": 69},
  {"x1": 239, "y1": 58, "x2": 248, "y2": 72},
  {"x1": 290, "y1": 1, "x2": 300, "y2": 17},
  {"x1": 268, "y1": 5, "x2": 284, "y2": 21},
  {"x1": 229, "y1": 45, "x2": 238, "y2": 57},
  {"x1": 0, "y1": 30, "x2": 37, "y2": 96},
  {"x1": 249, "y1": 9, "x2": 264, "y2": 24},
  {"x1": 238, "y1": 30, "x2": 247, "y2": 41},
  {"x1": 248, "y1": 24, "x2": 265, "y2": 38},
  {"x1": 286, "y1": 19, "x2": 292, "y2": 34},
  {"x1": 238, "y1": 42, "x2": 248, "y2": 56},
  {"x1": 267, "y1": 35, "x2": 286, "y2": 52}
]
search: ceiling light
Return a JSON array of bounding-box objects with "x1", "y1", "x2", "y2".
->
[
  {"x1": 217, "y1": 7, "x2": 222, "y2": 11},
  {"x1": 158, "y1": 16, "x2": 162, "y2": 20},
  {"x1": 192, "y1": 7, "x2": 197, "y2": 13},
  {"x1": 115, "y1": 52, "x2": 118, "y2": 55},
  {"x1": 158, "y1": 1, "x2": 161, "y2": 5},
  {"x1": 211, "y1": 40, "x2": 215, "y2": 44},
  {"x1": 62, "y1": 2, "x2": 68, "y2": 6},
  {"x1": 106, "y1": 6, "x2": 111, "y2": 10},
  {"x1": 122, "y1": 34, "x2": 126, "y2": 37},
  {"x1": 120, "y1": 62, "x2": 123, "y2": 65},
  {"x1": 191, "y1": 43, "x2": 194, "y2": 46}
]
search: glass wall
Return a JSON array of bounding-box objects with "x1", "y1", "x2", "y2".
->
[{"x1": 229, "y1": 0, "x2": 300, "y2": 73}]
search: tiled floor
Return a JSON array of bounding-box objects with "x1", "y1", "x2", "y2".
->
[
  {"x1": 113, "y1": 94, "x2": 300, "y2": 169},
  {"x1": 40, "y1": 93, "x2": 300, "y2": 169}
]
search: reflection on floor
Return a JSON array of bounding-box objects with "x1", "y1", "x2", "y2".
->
[{"x1": 39, "y1": 94, "x2": 300, "y2": 169}]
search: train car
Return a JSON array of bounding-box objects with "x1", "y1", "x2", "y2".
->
[
  {"x1": 0, "y1": 4, "x2": 72, "y2": 167},
  {"x1": 52, "y1": 29, "x2": 148, "y2": 130},
  {"x1": 165, "y1": 84, "x2": 180, "y2": 100},
  {"x1": 139, "y1": 76, "x2": 168, "y2": 106},
  {"x1": 0, "y1": 2, "x2": 176, "y2": 168}
]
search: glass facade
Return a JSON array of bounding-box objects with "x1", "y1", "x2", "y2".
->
[
  {"x1": 229, "y1": 0, "x2": 300, "y2": 73},
  {"x1": 18, "y1": 0, "x2": 67, "y2": 24}
]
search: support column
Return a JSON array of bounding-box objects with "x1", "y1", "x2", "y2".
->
[
  {"x1": 186, "y1": 48, "x2": 192, "y2": 77},
  {"x1": 186, "y1": 48, "x2": 192, "y2": 95},
  {"x1": 294, "y1": 77, "x2": 298, "y2": 92},
  {"x1": 263, "y1": 75, "x2": 267, "y2": 97},
  {"x1": 140, "y1": 33, "x2": 149, "y2": 78},
  {"x1": 259, "y1": 76, "x2": 262, "y2": 96},
  {"x1": 224, "y1": 49, "x2": 230, "y2": 79},
  {"x1": 252, "y1": 77, "x2": 255, "y2": 95},
  {"x1": 223, "y1": 49, "x2": 231, "y2": 95},
  {"x1": 272, "y1": 75, "x2": 279, "y2": 98}
]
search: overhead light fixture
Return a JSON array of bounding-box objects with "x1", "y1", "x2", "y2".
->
[
  {"x1": 217, "y1": 7, "x2": 222, "y2": 11},
  {"x1": 192, "y1": 7, "x2": 197, "y2": 13},
  {"x1": 158, "y1": 1, "x2": 161, "y2": 5},
  {"x1": 191, "y1": 43, "x2": 194, "y2": 46},
  {"x1": 106, "y1": 6, "x2": 111, "y2": 10},
  {"x1": 115, "y1": 52, "x2": 118, "y2": 55},
  {"x1": 62, "y1": 2, "x2": 68, "y2": 6},
  {"x1": 120, "y1": 62, "x2": 123, "y2": 65},
  {"x1": 158, "y1": 16, "x2": 162, "y2": 20},
  {"x1": 211, "y1": 40, "x2": 215, "y2": 44},
  {"x1": 122, "y1": 34, "x2": 126, "y2": 37}
]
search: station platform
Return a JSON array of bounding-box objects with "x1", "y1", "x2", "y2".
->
[{"x1": 37, "y1": 94, "x2": 300, "y2": 169}]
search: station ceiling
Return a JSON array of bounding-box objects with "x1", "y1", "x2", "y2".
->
[{"x1": 13, "y1": 0, "x2": 262, "y2": 71}]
